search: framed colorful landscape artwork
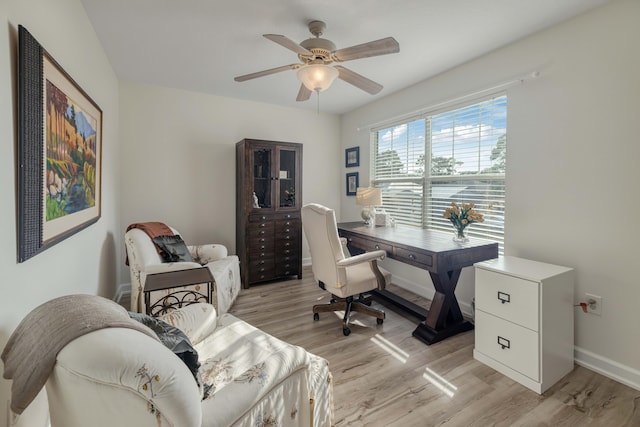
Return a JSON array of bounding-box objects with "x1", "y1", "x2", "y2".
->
[{"x1": 17, "y1": 26, "x2": 102, "y2": 262}]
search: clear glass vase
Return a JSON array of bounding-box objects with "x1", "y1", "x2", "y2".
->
[{"x1": 453, "y1": 227, "x2": 469, "y2": 242}]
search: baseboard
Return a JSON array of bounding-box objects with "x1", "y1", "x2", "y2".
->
[
  {"x1": 114, "y1": 283, "x2": 130, "y2": 305},
  {"x1": 574, "y1": 346, "x2": 640, "y2": 392}
]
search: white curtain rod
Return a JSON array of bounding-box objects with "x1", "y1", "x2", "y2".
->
[{"x1": 356, "y1": 71, "x2": 540, "y2": 132}]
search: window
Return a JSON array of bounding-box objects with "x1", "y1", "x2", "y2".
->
[{"x1": 371, "y1": 95, "x2": 507, "y2": 251}]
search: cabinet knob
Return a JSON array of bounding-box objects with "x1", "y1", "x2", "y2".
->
[
  {"x1": 261, "y1": 216, "x2": 266, "y2": 220},
  {"x1": 408, "y1": 254, "x2": 416, "y2": 260},
  {"x1": 375, "y1": 244, "x2": 380, "y2": 249},
  {"x1": 285, "y1": 214, "x2": 291, "y2": 218}
]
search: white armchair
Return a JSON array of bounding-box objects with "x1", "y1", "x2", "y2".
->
[
  {"x1": 301, "y1": 203, "x2": 386, "y2": 336},
  {"x1": 125, "y1": 225, "x2": 241, "y2": 315},
  {"x1": 39, "y1": 301, "x2": 334, "y2": 427}
]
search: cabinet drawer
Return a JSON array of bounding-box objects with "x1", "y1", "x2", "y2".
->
[
  {"x1": 247, "y1": 223, "x2": 275, "y2": 239},
  {"x1": 346, "y1": 236, "x2": 392, "y2": 254},
  {"x1": 249, "y1": 251, "x2": 274, "y2": 263},
  {"x1": 275, "y1": 220, "x2": 300, "y2": 234},
  {"x1": 247, "y1": 237, "x2": 274, "y2": 252},
  {"x1": 475, "y1": 310, "x2": 539, "y2": 381},
  {"x1": 394, "y1": 247, "x2": 432, "y2": 268},
  {"x1": 276, "y1": 259, "x2": 299, "y2": 276},
  {"x1": 476, "y1": 268, "x2": 539, "y2": 331},
  {"x1": 249, "y1": 213, "x2": 271, "y2": 222},
  {"x1": 275, "y1": 240, "x2": 298, "y2": 252},
  {"x1": 275, "y1": 212, "x2": 300, "y2": 221},
  {"x1": 276, "y1": 231, "x2": 300, "y2": 243}
]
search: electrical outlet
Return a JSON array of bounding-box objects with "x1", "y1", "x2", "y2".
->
[{"x1": 585, "y1": 293, "x2": 602, "y2": 316}]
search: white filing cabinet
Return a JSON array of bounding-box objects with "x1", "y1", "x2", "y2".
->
[{"x1": 473, "y1": 256, "x2": 574, "y2": 394}]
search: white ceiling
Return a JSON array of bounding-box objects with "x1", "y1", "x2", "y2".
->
[{"x1": 80, "y1": 0, "x2": 611, "y2": 115}]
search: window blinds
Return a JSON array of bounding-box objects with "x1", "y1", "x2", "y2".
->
[{"x1": 372, "y1": 95, "x2": 507, "y2": 252}]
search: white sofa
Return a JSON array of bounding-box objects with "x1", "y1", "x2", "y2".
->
[
  {"x1": 45, "y1": 302, "x2": 334, "y2": 427},
  {"x1": 125, "y1": 226, "x2": 241, "y2": 315}
]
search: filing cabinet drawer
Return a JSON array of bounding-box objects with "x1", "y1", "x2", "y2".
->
[
  {"x1": 475, "y1": 310, "x2": 539, "y2": 381},
  {"x1": 476, "y1": 268, "x2": 539, "y2": 331}
]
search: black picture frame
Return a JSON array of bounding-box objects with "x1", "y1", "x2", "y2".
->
[
  {"x1": 346, "y1": 172, "x2": 359, "y2": 196},
  {"x1": 345, "y1": 146, "x2": 360, "y2": 167},
  {"x1": 17, "y1": 25, "x2": 103, "y2": 262}
]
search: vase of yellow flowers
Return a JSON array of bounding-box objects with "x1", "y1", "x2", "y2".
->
[{"x1": 443, "y1": 202, "x2": 484, "y2": 242}]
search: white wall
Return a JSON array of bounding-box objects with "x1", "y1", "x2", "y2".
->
[
  {"x1": 118, "y1": 82, "x2": 341, "y2": 285},
  {"x1": 0, "y1": 0, "x2": 120, "y2": 425},
  {"x1": 341, "y1": 0, "x2": 640, "y2": 388}
]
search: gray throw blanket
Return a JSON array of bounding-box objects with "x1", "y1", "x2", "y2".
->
[{"x1": 1, "y1": 294, "x2": 159, "y2": 415}]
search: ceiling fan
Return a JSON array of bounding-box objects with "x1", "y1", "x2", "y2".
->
[{"x1": 234, "y1": 20, "x2": 400, "y2": 101}]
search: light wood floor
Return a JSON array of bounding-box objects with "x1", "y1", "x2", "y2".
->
[{"x1": 229, "y1": 267, "x2": 640, "y2": 427}]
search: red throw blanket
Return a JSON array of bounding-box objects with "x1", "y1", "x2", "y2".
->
[{"x1": 125, "y1": 221, "x2": 174, "y2": 265}]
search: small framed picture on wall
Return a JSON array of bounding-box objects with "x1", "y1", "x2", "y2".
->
[
  {"x1": 345, "y1": 146, "x2": 360, "y2": 167},
  {"x1": 346, "y1": 172, "x2": 359, "y2": 196}
]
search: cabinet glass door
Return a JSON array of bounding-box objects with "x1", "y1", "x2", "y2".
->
[
  {"x1": 278, "y1": 148, "x2": 297, "y2": 208},
  {"x1": 253, "y1": 148, "x2": 271, "y2": 209}
]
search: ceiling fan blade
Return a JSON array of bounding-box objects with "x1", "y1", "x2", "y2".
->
[
  {"x1": 296, "y1": 84, "x2": 312, "y2": 102},
  {"x1": 263, "y1": 34, "x2": 313, "y2": 56},
  {"x1": 333, "y1": 37, "x2": 400, "y2": 62},
  {"x1": 335, "y1": 66, "x2": 383, "y2": 95},
  {"x1": 234, "y1": 64, "x2": 300, "y2": 82}
]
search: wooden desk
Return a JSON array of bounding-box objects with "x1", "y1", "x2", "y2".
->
[{"x1": 338, "y1": 222, "x2": 498, "y2": 345}]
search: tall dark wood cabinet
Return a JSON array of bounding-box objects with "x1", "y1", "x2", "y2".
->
[{"x1": 236, "y1": 139, "x2": 303, "y2": 288}]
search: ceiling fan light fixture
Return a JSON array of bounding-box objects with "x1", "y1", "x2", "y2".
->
[{"x1": 297, "y1": 64, "x2": 338, "y2": 92}]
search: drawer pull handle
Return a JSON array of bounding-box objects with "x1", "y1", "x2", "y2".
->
[
  {"x1": 497, "y1": 336, "x2": 510, "y2": 350},
  {"x1": 498, "y1": 291, "x2": 511, "y2": 304},
  {"x1": 408, "y1": 254, "x2": 416, "y2": 260}
]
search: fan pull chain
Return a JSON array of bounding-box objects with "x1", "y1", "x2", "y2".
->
[{"x1": 316, "y1": 90, "x2": 320, "y2": 114}]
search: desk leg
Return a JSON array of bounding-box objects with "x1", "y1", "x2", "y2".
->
[{"x1": 412, "y1": 269, "x2": 473, "y2": 345}]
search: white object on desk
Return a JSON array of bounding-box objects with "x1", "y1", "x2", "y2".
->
[
  {"x1": 473, "y1": 256, "x2": 574, "y2": 394},
  {"x1": 374, "y1": 212, "x2": 387, "y2": 226}
]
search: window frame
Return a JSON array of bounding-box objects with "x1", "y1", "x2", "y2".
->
[{"x1": 370, "y1": 93, "x2": 507, "y2": 252}]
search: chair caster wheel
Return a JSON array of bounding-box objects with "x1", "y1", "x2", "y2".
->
[
  {"x1": 343, "y1": 327, "x2": 351, "y2": 336},
  {"x1": 313, "y1": 313, "x2": 319, "y2": 321},
  {"x1": 377, "y1": 318, "x2": 384, "y2": 325}
]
